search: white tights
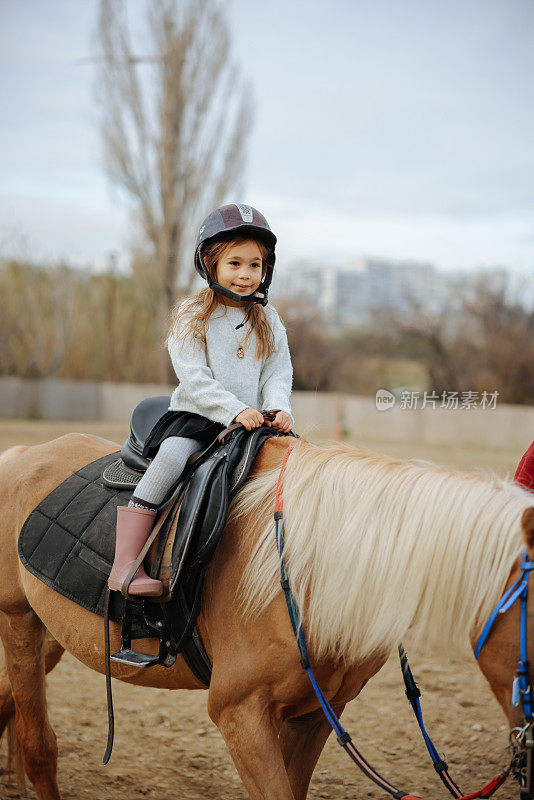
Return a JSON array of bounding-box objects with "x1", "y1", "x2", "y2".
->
[{"x1": 129, "y1": 436, "x2": 201, "y2": 510}]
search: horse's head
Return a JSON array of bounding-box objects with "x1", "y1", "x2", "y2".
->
[
  {"x1": 473, "y1": 508, "x2": 534, "y2": 717},
  {"x1": 473, "y1": 505, "x2": 534, "y2": 791},
  {"x1": 522, "y1": 507, "x2": 534, "y2": 556}
]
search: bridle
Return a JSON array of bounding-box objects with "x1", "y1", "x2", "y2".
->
[
  {"x1": 274, "y1": 446, "x2": 534, "y2": 800},
  {"x1": 475, "y1": 551, "x2": 534, "y2": 799}
]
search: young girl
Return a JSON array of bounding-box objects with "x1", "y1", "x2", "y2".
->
[{"x1": 108, "y1": 203, "x2": 294, "y2": 597}]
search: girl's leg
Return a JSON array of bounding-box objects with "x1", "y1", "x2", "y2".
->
[
  {"x1": 108, "y1": 437, "x2": 201, "y2": 596},
  {"x1": 108, "y1": 505, "x2": 162, "y2": 595},
  {"x1": 129, "y1": 436, "x2": 201, "y2": 510}
]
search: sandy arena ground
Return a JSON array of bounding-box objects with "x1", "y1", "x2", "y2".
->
[{"x1": 0, "y1": 419, "x2": 528, "y2": 799}]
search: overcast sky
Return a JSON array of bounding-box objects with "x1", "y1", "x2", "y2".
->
[{"x1": 1, "y1": 0, "x2": 533, "y2": 274}]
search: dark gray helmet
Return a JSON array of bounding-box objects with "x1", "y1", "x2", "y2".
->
[{"x1": 194, "y1": 204, "x2": 277, "y2": 317}]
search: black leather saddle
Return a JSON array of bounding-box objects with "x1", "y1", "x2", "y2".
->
[
  {"x1": 103, "y1": 395, "x2": 284, "y2": 492},
  {"x1": 121, "y1": 395, "x2": 171, "y2": 472},
  {"x1": 103, "y1": 395, "x2": 206, "y2": 489}
]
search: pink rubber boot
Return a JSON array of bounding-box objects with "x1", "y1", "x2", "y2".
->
[{"x1": 108, "y1": 506, "x2": 163, "y2": 597}]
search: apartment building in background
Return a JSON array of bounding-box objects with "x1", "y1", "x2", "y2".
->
[{"x1": 272, "y1": 257, "x2": 509, "y2": 329}]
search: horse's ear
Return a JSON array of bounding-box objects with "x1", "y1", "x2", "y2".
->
[{"x1": 521, "y1": 507, "x2": 534, "y2": 554}]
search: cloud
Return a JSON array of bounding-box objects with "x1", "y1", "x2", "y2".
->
[
  {"x1": 0, "y1": 194, "x2": 130, "y2": 267},
  {"x1": 1, "y1": 0, "x2": 533, "y2": 273},
  {"x1": 261, "y1": 195, "x2": 534, "y2": 273},
  {"x1": 237, "y1": 0, "x2": 534, "y2": 217}
]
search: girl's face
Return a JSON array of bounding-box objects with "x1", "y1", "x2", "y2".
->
[{"x1": 215, "y1": 240, "x2": 264, "y2": 305}]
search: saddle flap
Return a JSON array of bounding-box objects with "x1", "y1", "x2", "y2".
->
[
  {"x1": 188, "y1": 455, "x2": 230, "y2": 569},
  {"x1": 169, "y1": 448, "x2": 230, "y2": 591}
]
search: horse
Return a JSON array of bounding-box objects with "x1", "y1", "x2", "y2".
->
[{"x1": 0, "y1": 430, "x2": 533, "y2": 800}]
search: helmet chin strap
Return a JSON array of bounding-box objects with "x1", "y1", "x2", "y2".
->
[{"x1": 205, "y1": 276, "x2": 268, "y2": 330}]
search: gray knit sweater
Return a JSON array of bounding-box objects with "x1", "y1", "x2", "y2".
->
[{"x1": 168, "y1": 300, "x2": 293, "y2": 427}]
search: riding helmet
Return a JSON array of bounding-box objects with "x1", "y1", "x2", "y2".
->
[{"x1": 194, "y1": 204, "x2": 277, "y2": 311}]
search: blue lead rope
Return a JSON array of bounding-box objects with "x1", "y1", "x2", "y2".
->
[{"x1": 398, "y1": 644, "x2": 463, "y2": 796}]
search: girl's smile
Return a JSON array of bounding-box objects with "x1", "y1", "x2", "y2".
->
[{"x1": 215, "y1": 240, "x2": 265, "y2": 305}]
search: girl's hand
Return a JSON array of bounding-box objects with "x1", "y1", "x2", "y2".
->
[
  {"x1": 233, "y1": 408, "x2": 264, "y2": 431},
  {"x1": 264, "y1": 410, "x2": 292, "y2": 433}
]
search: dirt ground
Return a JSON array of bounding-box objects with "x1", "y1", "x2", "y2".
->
[{"x1": 0, "y1": 419, "x2": 527, "y2": 800}]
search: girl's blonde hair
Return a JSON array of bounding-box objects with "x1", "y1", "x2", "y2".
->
[{"x1": 168, "y1": 235, "x2": 276, "y2": 360}]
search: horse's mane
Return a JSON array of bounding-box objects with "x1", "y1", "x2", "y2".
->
[{"x1": 230, "y1": 437, "x2": 534, "y2": 663}]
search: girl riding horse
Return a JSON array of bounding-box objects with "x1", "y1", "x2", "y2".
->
[{"x1": 108, "y1": 204, "x2": 294, "y2": 597}]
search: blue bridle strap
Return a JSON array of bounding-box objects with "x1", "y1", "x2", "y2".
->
[
  {"x1": 519, "y1": 591, "x2": 532, "y2": 721},
  {"x1": 474, "y1": 577, "x2": 524, "y2": 659},
  {"x1": 475, "y1": 551, "x2": 534, "y2": 722}
]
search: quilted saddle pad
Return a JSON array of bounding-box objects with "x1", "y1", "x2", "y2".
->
[{"x1": 18, "y1": 452, "x2": 131, "y2": 622}]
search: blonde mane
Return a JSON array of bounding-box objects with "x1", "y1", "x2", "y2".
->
[{"x1": 230, "y1": 438, "x2": 533, "y2": 663}]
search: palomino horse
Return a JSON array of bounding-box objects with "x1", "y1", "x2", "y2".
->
[{"x1": 0, "y1": 432, "x2": 533, "y2": 800}]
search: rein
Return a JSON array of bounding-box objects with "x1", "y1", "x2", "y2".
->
[{"x1": 274, "y1": 445, "x2": 525, "y2": 800}]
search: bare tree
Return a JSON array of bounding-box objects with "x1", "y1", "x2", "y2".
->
[
  {"x1": 380, "y1": 284, "x2": 534, "y2": 403},
  {"x1": 0, "y1": 262, "x2": 77, "y2": 379},
  {"x1": 96, "y1": 0, "x2": 253, "y2": 379}
]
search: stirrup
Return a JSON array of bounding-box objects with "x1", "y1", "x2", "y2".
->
[{"x1": 110, "y1": 601, "x2": 178, "y2": 668}]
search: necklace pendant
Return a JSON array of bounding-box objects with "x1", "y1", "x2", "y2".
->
[{"x1": 237, "y1": 346, "x2": 245, "y2": 359}]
